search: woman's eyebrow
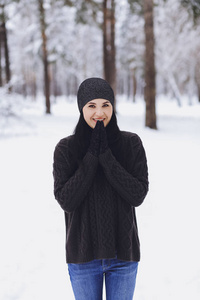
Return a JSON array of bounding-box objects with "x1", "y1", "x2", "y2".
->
[{"x1": 87, "y1": 101, "x2": 110, "y2": 104}]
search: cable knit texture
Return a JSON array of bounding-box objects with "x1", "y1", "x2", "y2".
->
[
  {"x1": 53, "y1": 131, "x2": 148, "y2": 263},
  {"x1": 77, "y1": 77, "x2": 115, "y2": 111}
]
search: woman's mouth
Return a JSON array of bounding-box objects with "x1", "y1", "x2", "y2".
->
[{"x1": 93, "y1": 118, "x2": 105, "y2": 122}]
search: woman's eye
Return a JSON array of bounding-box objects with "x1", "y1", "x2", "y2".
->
[
  {"x1": 88, "y1": 105, "x2": 95, "y2": 108},
  {"x1": 103, "y1": 104, "x2": 109, "y2": 107}
]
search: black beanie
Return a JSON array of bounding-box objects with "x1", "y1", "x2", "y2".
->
[{"x1": 77, "y1": 77, "x2": 115, "y2": 112}]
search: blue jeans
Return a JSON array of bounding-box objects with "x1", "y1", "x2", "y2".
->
[{"x1": 68, "y1": 258, "x2": 138, "y2": 300}]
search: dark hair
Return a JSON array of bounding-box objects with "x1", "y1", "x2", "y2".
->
[
  {"x1": 71, "y1": 111, "x2": 122, "y2": 164},
  {"x1": 72, "y1": 111, "x2": 92, "y2": 162}
]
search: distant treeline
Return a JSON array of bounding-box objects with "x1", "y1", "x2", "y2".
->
[{"x1": 0, "y1": 0, "x2": 200, "y2": 129}]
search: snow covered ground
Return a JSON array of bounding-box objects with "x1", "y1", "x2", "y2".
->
[{"x1": 0, "y1": 96, "x2": 200, "y2": 300}]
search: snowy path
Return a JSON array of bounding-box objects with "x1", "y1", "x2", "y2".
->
[{"x1": 0, "y1": 99, "x2": 200, "y2": 300}]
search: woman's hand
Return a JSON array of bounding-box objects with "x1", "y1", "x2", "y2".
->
[
  {"x1": 99, "y1": 121, "x2": 108, "y2": 154},
  {"x1": 88, "y1": 120, "x2": 101, "y2": 156},
  {"x1": 88, "y1": 121, "x2": 109, "y2": 156}
]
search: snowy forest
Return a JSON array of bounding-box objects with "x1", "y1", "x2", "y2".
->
[
  {"x1": 1, "y1": 1, "x2": 200, "y2": 300},
  {"x1": 0, "y1": 0, "x2": 200, "y2": 129}
]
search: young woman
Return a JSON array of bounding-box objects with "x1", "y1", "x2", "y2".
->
[{"x1": 53, "y1": 77, "x2": 149, "y2": 300}]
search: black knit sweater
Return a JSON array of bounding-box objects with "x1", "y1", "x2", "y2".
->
[{"x1": 53, "y1": 131, "x2": 149, "y2": 263}]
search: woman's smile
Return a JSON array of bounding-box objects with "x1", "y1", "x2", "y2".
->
[
  {"x1": 82, "y1": 99, "x2": 113, "y2": 128},
  {"x1": 93, "y1": 118, "x2": 106, "y2": 123}
]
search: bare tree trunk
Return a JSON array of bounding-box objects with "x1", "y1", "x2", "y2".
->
[
  {"x1": 52, "y1": 62, "x2": 58, "y2": 102},
  {"x1": 144, "y1": 0, "x2": 157, "y2": 129},
  {"x1": 38, "y1": 0, "x2": 51, "y2": 114},
  {"x1": 197, "y1": 83, "x2": 200, "y2": 103},
  {"x1": 2, "y1": 21, "x2": 10, "y2": 85},
  {"x1": 0, "y1": 27, "x2": 2, "y2": 87},
  {"x1": 167, "y1": 71, "x2": 181, "y2": 106},
  {"x1": 31, "y1": 73, "x2": 37, "y2": 100},
  {"x1": 103, "y1": 0, "x2": 116, "y2": 108},
  {"x1": 0, "y1": 5, "x2": 11, "y2": 87},
  {"x1": 195, "y1": 63, "x2": 200, "y2": 102},
  {"x1": 132, "y1": 69, "x2": 137, "y2": 102}
]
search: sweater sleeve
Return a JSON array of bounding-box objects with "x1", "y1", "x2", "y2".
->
[
  {"x1": 53, "y1": 143, "x2": 98, "y2": 213},
  {"x1": 99, "y1": 134, "x2": 149, "y2": 207}
]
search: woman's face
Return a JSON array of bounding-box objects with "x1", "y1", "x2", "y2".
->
[{"x1": 82, "y1": 98, "x2": 113, "y2": 128}]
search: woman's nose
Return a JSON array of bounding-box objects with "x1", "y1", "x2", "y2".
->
[{"x1": 95, "y1": 108, "x2": 104, "y2": 117}]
